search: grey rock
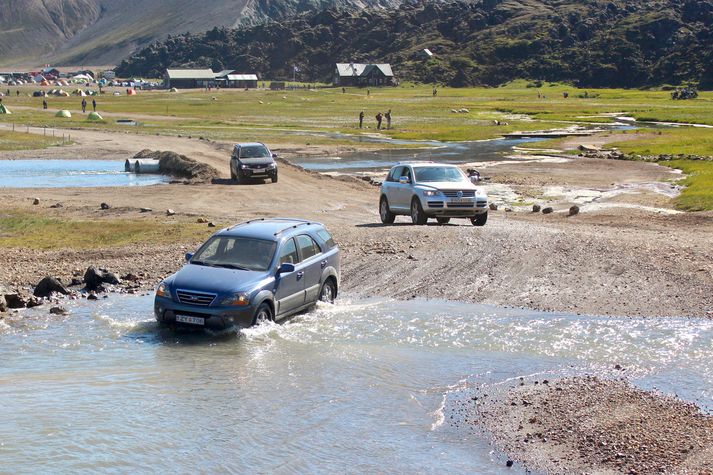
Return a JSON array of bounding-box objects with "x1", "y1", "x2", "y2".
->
[
  {"x1": 568, "y1": 205, "x2": 580, "y2": 216},
  {"x1": 166, "y1": 209, "x2": 176, "y2": 216},
  {"x1": 100, "y1": 202, "x2": 111, "y2": 210},
  {"x1": 140, "y1": 207, "x2": 152, "y2": 213},
  {"x1": 84, "y1": 266, "x2": 120, "y2": 291},
  {"x1": 49, "y1": 306, "x2": 69, "y2": 315},
  {"x1": 208, "y1": 222, "x2": 216, "y2": 227},
  {"x1": 34, "y1": 276, "x2": 69, "y2": 297},
  {"x1": 489, "y1": 203, "x2": 498, "y2": 211},
  {"x1": 33, "y1": 198, "x2": 40, "y2": 205},
  {"x1": 542, "y1": 207, "x2": 554, "y2": 215},
  {"x1": 87, "y1": 292, "x2": 99, "y2": 300},
  {"x1": 532, "y1": 204, "x2": 541, "y2": 213}
]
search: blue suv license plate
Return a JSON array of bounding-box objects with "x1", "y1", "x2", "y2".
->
[{"x1": 176, "y1": 314, "x2": 204, "y2": 325}]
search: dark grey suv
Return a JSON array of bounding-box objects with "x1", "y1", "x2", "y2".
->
[
  {"x1": 230, "y1": 142, "x2": 278, "y2": 184},
  {"x1": 154, "y1": 218, "x2": 339, "y2": 330}
]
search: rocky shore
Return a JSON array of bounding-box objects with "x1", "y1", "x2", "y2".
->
[{"x1": 472, "y1": 376, "x2": 713, "y2": 474}]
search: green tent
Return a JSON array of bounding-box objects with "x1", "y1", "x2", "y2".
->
[
  {"x1": 55, "y1": 109, "x2": 72, "y2": 118},
  {"x1": 0, "y1": 103, "x2": 11, "y2": 114},
  {"x1": 87, "y1": 112, "x2": 103, "y2": 121}
]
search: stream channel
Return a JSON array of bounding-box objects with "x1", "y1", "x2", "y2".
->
[{"x1": 1, "y1": 295, "x2": 711, "y2": 473}]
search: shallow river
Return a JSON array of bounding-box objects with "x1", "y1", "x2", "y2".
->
[
  {"x1": 1, "y1": 295, "x2": 711, "y2": 473},
  {"x1": 0, "y1": 160, "x2": 168, "y2": 188}
]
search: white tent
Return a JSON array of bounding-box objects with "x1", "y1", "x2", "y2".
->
[{"x1": 73, "y1": 74, "x2": 93, "y2": 82}]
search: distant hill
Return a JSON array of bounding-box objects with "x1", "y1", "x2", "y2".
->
[
  {"x1": 116, "y1": 0, "x2": 713, "y2": 88},
  {"x1": 0, "y1": 0, "x2": 402, "y2": 67}
]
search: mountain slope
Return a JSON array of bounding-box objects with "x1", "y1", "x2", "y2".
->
[
  {"x1": 116, "y1": 0, "x2": 713, "y2": 88},
  {"x1": 0, "y1": 0, "x2": 402, "y2": 67}
]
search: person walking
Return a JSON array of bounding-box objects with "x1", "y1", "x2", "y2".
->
[
  {"x1": 359, "y1": 110, "x2": 364, "y2": 129},
  {"x1": 92, "y1": 99, "x2": 97, "y2": 112},
  {"x1": 385, "y1": 109, "x2": 392, "y2": 129},
  {"x1": 43, "y1": 99, "x2": 48, "y2": 110},
  {"x1": 81, "y1": 98, "x2": 87, "y2": 113},
  {"x1": 433, "y1": 87, "x2": 437, "y2": 97},
  {"x1": 367, "y1": 89, "x2": 370, "y2": 97},
  {"x1": 375, "y1": 112, "x2": 383, "y2": 130}
]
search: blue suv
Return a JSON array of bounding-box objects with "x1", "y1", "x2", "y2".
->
[{"x1": 154, "y1": 218, "x2": 340, "y2": 330}]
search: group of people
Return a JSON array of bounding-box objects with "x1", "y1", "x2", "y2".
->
[
  {"x1": 80, "y1": 98, "x2": 98, "y2": 113},
  {"x1": 359, "y1": 109, "x2": 392, "y2": 129}
]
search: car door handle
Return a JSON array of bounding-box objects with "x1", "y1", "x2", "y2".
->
[
  {"x1": 296, "y1": 271, "x2": 304, "y2": 280},
  {"x1": 320, "y1": 260, "x2": 327, "y2": 269}
]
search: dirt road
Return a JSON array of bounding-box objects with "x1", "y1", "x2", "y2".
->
[{"x1": 0, "y1": 126, "x2": 711, "y2": 318}]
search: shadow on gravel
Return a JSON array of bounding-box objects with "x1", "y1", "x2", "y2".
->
[
  {"x1": 356, "y1": 222, "x2": 458, "y2": 228},
  {"x1": 211, "y1": 178, "x2": 273, "y2": 186}
]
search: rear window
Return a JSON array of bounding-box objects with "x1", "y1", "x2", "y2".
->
[{"x1": 316, "y1": 230, "x2": 335, "y2": 249}]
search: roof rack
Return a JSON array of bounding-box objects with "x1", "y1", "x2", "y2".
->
[
  {"x1": 396, "y1": 160, "x2": 436, "y2": 164},
  {"x1": 274, "y1": 221, "x2": 313, "y2": 236},
  {"x1": 227, "y1": 217, "x2": 266, "y2": 231}
]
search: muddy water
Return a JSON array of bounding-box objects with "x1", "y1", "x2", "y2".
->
[
  {"x1": 1, "y1": 296, "x2": 711, "y2": 473},
  {"x1": 0, "y1": 160, "x2": 168, "y2": 188}
]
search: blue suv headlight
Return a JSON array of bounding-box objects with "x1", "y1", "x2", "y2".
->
[
  {"x1": 220, "y1": 292, "x2": 251, "y2": 307},
  {"x1": 156, "y1": 282, "x2": 172, "y2": 300}
]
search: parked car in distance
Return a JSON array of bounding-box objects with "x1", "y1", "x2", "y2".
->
[
  {"x1": 230, "y1": 142, "x2": 278, "y2": 183},
  {"x1": 379, "y1": 162, "x2": 489, "y2": 226},
  {"x1": 154, "y1": 218, "x2": 339, "y2": 330}
]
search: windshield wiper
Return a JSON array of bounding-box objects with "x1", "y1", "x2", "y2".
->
[
  {"x1": 191, "y1": 260, "x2": 216, "y2": 267},
  {"x1": 215, "y1": 263, "x2": 250, "y2": 271}
]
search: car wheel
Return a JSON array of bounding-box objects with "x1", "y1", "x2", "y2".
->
[
  {"x1": 436, "y1": 217, "x2": 450, "y2": 225},
  {"x1": 471, "y1": 212, "x2": 488, "y2": 226},
  {"x1": 379, "y1": 196, "x2": 396, "y2": 224},
  {"x1": 252, "y1": 302, "x2": 273, "y2": 325},
  {"x1": 411, "y1": 197, "x2": 428, "y2": 225},
  {"x1": 271, "y1": 173, "x2": 278, "y2": 183},
  {"x1": 319, "y1": 279, "x2": 336, "y2": 303}
]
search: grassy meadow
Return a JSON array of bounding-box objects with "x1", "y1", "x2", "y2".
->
[
  {"x1": 0, "y1": 81, "x2": 711, "y2": 210},
  {"x1": 0, "y1": 130, "x2": 69, "y2": 151},
  {"x1": 0, "y1": 211, "x2": 213, "y2": 250}
]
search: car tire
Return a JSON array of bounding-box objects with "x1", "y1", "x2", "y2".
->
[
  {"x1": 411, "y1": 197, "x2": 428, "y2": 225},
  {"x1": 436, "y1": 217, "x2": 450, "y2": 225},
  {"x1": 252, "y1": 301, "x2": 273, "y2": 325},
  {"x1": 471, "y1": 212, "x2": 488, "y2": 226},
  {"x1": 380, "y1": 196, "x2": 396, "y2": 224},
  {"x1": 271, "y1": 173, "x2": 278, "y2": 183},
  {"x1": 319, "y1": 279, "x2": 336, "y2": 303}
]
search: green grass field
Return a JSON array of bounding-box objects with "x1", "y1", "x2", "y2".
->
[
  {"x1": 0, "y1": 130, "x2": 69, "y2": 151},
  {"x1": 1, "y1": 81, "x2": 711, "y2": 210},
  {"x1": 0, "y1": 212, "x2": 213, "y2": 250}
]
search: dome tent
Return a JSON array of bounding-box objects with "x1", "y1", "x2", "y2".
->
[
  {"x1": 55, "y1": 110, "x2": 72, "y2": 118},
  {"x1": 87, "y1": 112, "x2": 103, "y2": 121},
  {"x1": 0, "y1": 104, "x2": 11, "y2": 114}
]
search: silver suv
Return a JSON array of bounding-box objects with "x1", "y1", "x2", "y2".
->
[{"x1": 379, "y1": 162, "x2": 488, "y2": 226}]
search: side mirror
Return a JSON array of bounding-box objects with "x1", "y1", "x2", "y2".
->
[
  {"x1": 185, "y1": 252, "x2": 194, "y2": 262},
  {"x1": 399, "y1": 176, "x2": 410, "y2": 185},
  {"x1": 278, "y1": 262, "x2": 295, "y2": 274}
]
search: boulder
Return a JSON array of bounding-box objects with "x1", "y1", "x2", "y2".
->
[
  {"x1": 33, "y1": 198, "x2": 40, "y2": 205},
  {"x1": 489, "y1": 203, "x2": 498, "y2": 211},
  {"x1": 84, "y1": 266, "x2": 120, "y2": 291},
  {"x1": 532, "y1": 204, "x2": 541, "y2": 213},
  {"x1": 100, "y1": 202, "x2": 111, "y2": 210},
  {"x1": 569, "y1": 205, "x2": 580, "y2": 216},
  {"x1": 87, "y1": 292, "x2": 98, "y2": 300},
  {"x1": 34, "y1": 276, "x2": 69, "y2": 297},
  {"x1": 166, "y1": 209, "x2": 175, "y2": 216},
  {"x1": 0, "y1": 294, "x2": 6, "y2": 312},
  {"x1": 49, "y1": 306, "x2": 69, "y2": 315},
  {"x1": 542, "y1": 207, "x2": 554, "y2": 215}
]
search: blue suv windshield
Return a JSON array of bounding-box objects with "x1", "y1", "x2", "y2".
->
[
  {"x1": 192, "y1": 236, "x2": 276, "y2": 271},
  {"x1": 414, "y1": 166, "x2": 466, "y2": 182}
]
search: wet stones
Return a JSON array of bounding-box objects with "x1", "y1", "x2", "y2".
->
[
  {"x1": 569, "y1": 205, "x2": 580, "y2": 216},
  {"x1": 5, "y1": 292, "x2": 41, "y2": 309},
  {"x1": 542, "y1": 207, "x2": 554, "y2": 215},
  {"x1": 34, "y1": 276, "x2": 69, "y2": 297},
  {"x1": 84, "y1": 266, "x2": 120, "y2": 291},
  {"x1": 532, "y1": 204, "x2": 541, "y2": 213},
  {"x1": 49, "y1": 306, "x2": 69, "y2": 315}
]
